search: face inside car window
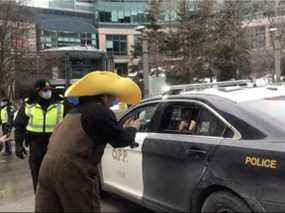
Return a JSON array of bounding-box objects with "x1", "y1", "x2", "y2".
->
[
  {"x1": 159, "y1": 103, "x2": 199, "y2": 134},
  {"x1": 159, "y1": 102, "x2": 234, "y2": 138}
]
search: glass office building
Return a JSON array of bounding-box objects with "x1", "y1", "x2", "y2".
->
[
  {"x1": 96, "y1": 0, "x2": 146, "y2": 24},
  {"x1": 44, "y1": 0, "x2": 191, "y2": 24},
  {"x1": 30, "y1": 0, "x2": 196, "y2": 77},
  {"x1": 40, "y1": 30, "x2": 97, "y2": 49},
  {"x1": 48, "y1": 0, "x2": 95, "y2": 12},
  {"x1": 95, "y1": 0, "x2": 194, "y2": 24},
  {"x1": 46, "y1": 0, "x2": 146, "y2": 24},
  {"x1": 34, "y1": 7, "x2": 97, "y2": 49}
]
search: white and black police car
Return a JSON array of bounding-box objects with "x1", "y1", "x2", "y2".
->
[{"x1": 100, "y1": 80, "x2": 285, "y2": 212}]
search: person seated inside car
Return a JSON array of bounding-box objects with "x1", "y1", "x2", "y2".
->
[{"x1": 178, "y1": 109, "x2": 197, "y2": 133}]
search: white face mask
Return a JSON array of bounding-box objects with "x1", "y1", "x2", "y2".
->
[
  {"x1": 40, "y1": 90, "x2": 52, "y2": 100},
  {"x1": 0, "y1": 102, "x2": 7, "y2": 107}
]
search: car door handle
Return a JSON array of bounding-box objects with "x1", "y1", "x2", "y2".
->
[
  {"x1": 130, "y1": 142, "x2": 139, "y2": 149},
  {"x1": 185, "y1": 148, "x2": 207, "y2": 157}
]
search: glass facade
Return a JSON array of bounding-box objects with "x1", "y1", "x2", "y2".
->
[
  {"x1": 40, "y1": 30, "x2": 97, "y2": 49},
  {"x1": 48, "y1": 0, "x2": 95, "y2": 12},
  {"x1": 241, "y1": 0, "x2": 285, "y2": 20},
  {"x1": 49, "y1": 0, "x2": 75, "y2": 9},
  {"x1": 96, "y1": 0, "x2": 146, "y2": 24},
  {"x1": 95, "y1": 0, "x2": 196, "y2": 24},
  {"x1": 106, "y1": 34, "x2": 128, "y2": 56},
  {"x1": 36, "y1": 0, "x2": 197, "y2": 24}
]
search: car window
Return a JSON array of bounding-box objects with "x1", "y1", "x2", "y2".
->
[
  {"x1": 120, "y1": 104, "x2": 158, "y2": 132},
  {"x1": 196, "y1": 108, "x2": 227, "y2": 137},
  {"x1": 223, "y1": 127, "x2": 235, "y2": 138},
  {"x1": 159, "y1": 103, "x2": 200, "y2": 134}
]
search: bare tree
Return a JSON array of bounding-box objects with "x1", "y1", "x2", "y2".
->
[
  {"x1": 256, "y1": 0, "x2": 285, "y2": 80},
  {"x1": 144, "y1": 0, "x2": 165, "y2": 76},
  {"x1": 250, "y1": 49, "x2": 274, "y2": 79},
  {"x1": 163, "y1": 0, "x2": 218, "y2": 84},
  {"x1": 0, "y1": 0, "x2": 43, "y2": 100},
  {"x1": 142, "y1": 0, "x2": 256, "y2": 84},
  {"x1": 15, "y1": 52, "x2": 61, "y2": 99}
]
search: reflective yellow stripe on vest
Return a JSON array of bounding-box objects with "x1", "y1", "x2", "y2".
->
[
  {"x1": 0, "y1": 106, "x2": 8, "y2": 124},
  {"x1": 25, "y1": 102, "x2": 64, "y2": 133}
]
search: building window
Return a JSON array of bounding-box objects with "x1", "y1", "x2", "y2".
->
[
  {"x1": 40, "y1": 30, "x2": 97, "y2": 49},
  {"x1": 99, "y1": 11, "x2": 112, "y2": 22},
  {"x1": 81, "y1": 32, "x2": 92, "y2": 46},
  {"x1": 97, "y1": 1, "x2": 145, "y2": 24},
  {"x1": 115, "y1": 63, "x2": 128, "y2": 76},
  {"x1": 106, "y1": 35, "x2": 128, "y2": 56}
]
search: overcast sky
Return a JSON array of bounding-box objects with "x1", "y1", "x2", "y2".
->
[{"x1": 26, "y1": 0, "x2": 50, "y2": 8}]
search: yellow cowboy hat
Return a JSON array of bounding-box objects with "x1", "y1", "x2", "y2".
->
[{"x1": 65, "y1": 71, "x2": 142, "y2": 104}]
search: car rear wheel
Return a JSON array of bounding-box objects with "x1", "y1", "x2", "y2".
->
[{"x1": 201, "y1": 191, "x2": 251, "y2": 213}]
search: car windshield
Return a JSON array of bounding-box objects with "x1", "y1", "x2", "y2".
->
[{"x1": 241, "y1": 97, "x2": 285, "y2": 127}]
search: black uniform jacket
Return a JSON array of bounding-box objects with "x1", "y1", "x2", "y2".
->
[
  {"x1": 14, "y1": 93, "x2": 71, "y2": 147},
  {"x1": 80, "y1": 102, "x2": 137, "y2": 148}
]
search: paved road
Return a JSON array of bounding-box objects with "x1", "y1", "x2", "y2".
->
[{"x1": 0, "y1": 148, "x2": 150, "y2": 212}]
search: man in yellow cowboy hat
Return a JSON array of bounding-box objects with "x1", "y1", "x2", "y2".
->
[{"x1": 35, "y1": 71, "x2": 142, "y2": 212}]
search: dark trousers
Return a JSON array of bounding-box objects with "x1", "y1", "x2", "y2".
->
[
  {"x1": 2, "y1": 124, "x2": 11, "y2": 155},
  {"x1": 4, "y1": 141, "x2": 12, "y2": 154},
  {"x1": 29, "y1": 141, "x2": 49, "y2": 193},
  {"x1": 36, "y1": 153, "x2": 101, "y2": 212}
]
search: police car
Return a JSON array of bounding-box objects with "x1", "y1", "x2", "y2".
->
[{"x1": 100, "y1": 80, "x2": 285, "y2": 212}]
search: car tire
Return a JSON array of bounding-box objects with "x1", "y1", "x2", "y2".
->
[{"x1": 201, "y1": 191, "x2": 251, "y2": 213}]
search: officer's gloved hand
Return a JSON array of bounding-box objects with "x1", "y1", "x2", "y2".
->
[
  {"x1": 15, "y1": 146, "x2": 27, "y2": 159},
  {"x1": 130, "y1": 142, "x2": 139, "y2": 149}
]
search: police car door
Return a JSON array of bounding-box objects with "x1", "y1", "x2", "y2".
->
[
  {"x1": 141, "y1": 100, "x2": 228, "y2": 212},
  {"x1": 101, "y1": 102, "x2": 159, "y2": 200}
]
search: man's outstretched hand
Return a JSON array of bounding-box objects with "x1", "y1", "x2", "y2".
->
[{"x1": 123, "y1": 117, "x2": 141, "y2": 130}]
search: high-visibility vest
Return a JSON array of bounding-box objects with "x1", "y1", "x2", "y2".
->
[
  {"x1": 25, "y1": 102, "x2": 64, "y2": 133},
  {"x1": 0, "y1": 106, "x2": 8, "y2": 124}
]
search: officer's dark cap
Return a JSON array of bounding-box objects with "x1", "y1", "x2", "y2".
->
[{"x1": 34, "y1": 80, "x2": 51, "y2": 90}]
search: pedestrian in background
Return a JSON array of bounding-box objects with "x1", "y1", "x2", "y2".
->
[
  {"x1": 35, "y1": 71, "x2": 141, "y2": 212},
  {"x1": 0, "y1": 98, "x2": 15, "y2": 155}
]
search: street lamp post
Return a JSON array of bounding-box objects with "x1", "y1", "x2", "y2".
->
[
  {"x1": 64, "y1": 52, "x2": 71, "y2": 88},
  {"x1": 270, "y1": 28, "x2": 281, "y2": 82},
  {"x1": 136, "y1": 26, "x2": 149, "y2": 98},
  {"x1": 142, "y1": 34, "x2": 150, "y2": 98}
]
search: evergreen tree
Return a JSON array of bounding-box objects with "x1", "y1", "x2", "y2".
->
[
  {"x1": 165, "y1": 0, "x2": 217, "y2": 84},
  {"x1": 213, "y1": 0, "x2": 251, "y2": 81}
]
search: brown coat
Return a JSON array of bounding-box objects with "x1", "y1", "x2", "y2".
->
[
  {"x1": 35, "y1": 102, "x2": 137, "y2": 212},
  {"x1": 35, "y1": 113, "x2": 105, "y2": 212}
]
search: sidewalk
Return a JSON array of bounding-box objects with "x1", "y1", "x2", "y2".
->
[
  {"x1": 0, "y1": 150, "x2": 149, "y2": 212},
  {"x1": 0, "y1": 153, "x2": 34, "y2": 212}
]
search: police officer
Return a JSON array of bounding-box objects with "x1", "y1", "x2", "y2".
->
[
  {"x1": 14, "y1": 80, "x2": 66, "y2": 192},
  {"x1": 35, "y1": 71, "x2": 141, "y2": 212},
  {"x1": 0, "y1": 98, "x2": 15, "y2": 155}
]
